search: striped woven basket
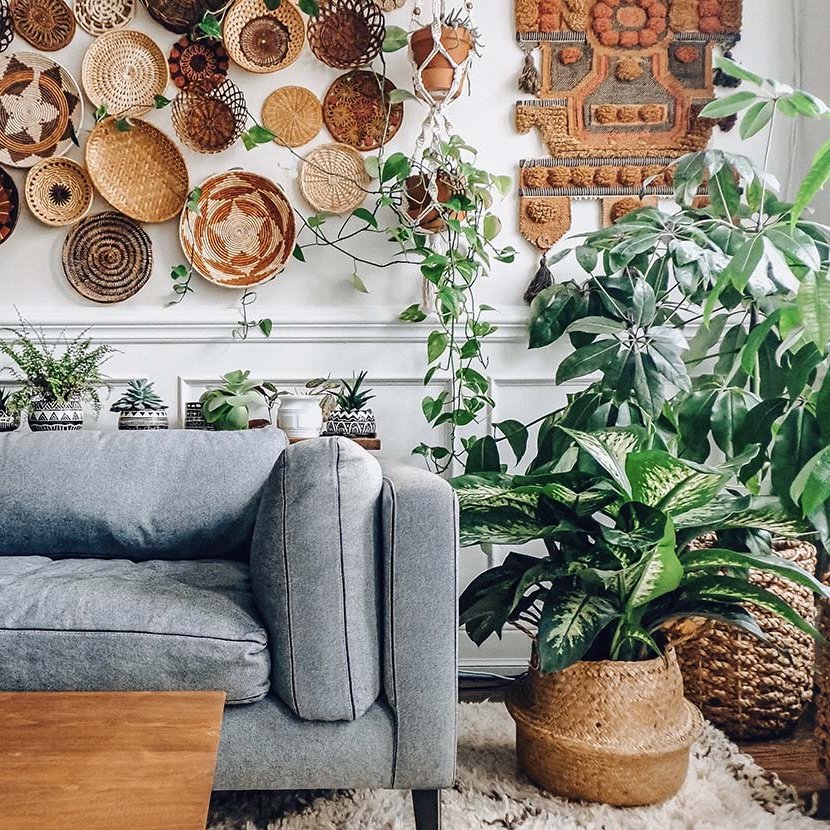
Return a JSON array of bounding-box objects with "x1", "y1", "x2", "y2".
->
[{"x1": 815, "y1": 570, "x2": 830, "y2": 782}]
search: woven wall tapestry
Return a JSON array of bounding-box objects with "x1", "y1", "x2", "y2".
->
[{"x1": 514, "y1": 0, "x2": 743, "y2": 258}]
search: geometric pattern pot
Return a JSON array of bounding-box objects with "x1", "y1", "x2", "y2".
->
[
  {"x1": 117, "y1": 409, "x2": 168, "y2": 430},
  {"x1": 0, "y1": 410, "x2": 19, "y2": 431},
  {"x1": 323, "y1": 407, "x2": 376, "y2": 438},
  {"x1": 28, "y1": 395, "x2": 83, "y2": 431}
]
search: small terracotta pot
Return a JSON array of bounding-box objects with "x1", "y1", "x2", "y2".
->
[
  {"x1": 410, "y1": 25, "x2": 473, "y2": 101},
  {"x1": 405, "y1": 173, "x2": 464, "y2": 233}
]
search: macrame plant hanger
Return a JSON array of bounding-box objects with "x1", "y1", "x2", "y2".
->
[{"x1": 408, "y1": 0, "x2": 477, "y2": 314}]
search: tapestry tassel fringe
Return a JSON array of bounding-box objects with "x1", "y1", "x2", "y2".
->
[
  {"x1": 518, "y1": 44, "x2": 540, "y2": 96},
  {"x1": 523, "y1": 255, "x2": 552, "y2": 304}
]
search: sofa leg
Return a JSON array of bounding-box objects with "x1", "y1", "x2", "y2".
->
[{"x1": 411, "y1": 789, "x2": 442, "y2": 830}]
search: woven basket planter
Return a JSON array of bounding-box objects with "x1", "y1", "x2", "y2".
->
[
  {"x1": 506, "y1": 648, "x2": 702, "y2": 806},
  {"x1": 671, "y1": 538, "x2": 817, "y2": 741}
]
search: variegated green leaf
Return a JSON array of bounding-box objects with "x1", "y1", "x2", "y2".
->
[
  {"x1": 625, "y1": 518, "x2": 683, "y2": 608},
  {"x1": 675, "y1": 497, "x2": 807, "y2": 536},
  {"x1": 558, "y1": 427, "x2": 638, "y2": 495},
  {"x1": 455, "y1": 483, "x2": 539, "y2": 517}
]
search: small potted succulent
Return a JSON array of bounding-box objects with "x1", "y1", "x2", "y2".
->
[
  {"x1": 200, "y1": 370, "x2": 262, "y2": 431},
  {"x1": 0, "y1": 387, "x2": 19, "y2": 432},
  {"x1": 410, "y1": 9, "x2": 479, "y2": 100},
  {"x1": 0, "y1": 320, "x2": 113, "y2": 431},
  {"x1": 110, "y1": 379, "x2": 169, "y2": 430},
  {"x1": 324, "y1": 371, "x2": 377, "y2": 438}
]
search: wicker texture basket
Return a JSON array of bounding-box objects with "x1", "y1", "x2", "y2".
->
[
  {"x1": 0, "y1": 165, "x2": 19, "y2": 245},
  {"x1": 73, "y1": 0, "x2": 134, "y2": 36},
  {"x1": 140, "y1": 0, "x2": 223, "y2": 33},
  {"x1": 261, "y1": 85, "x2": 321, "y2": 148},
  {"x1": 373, "y1": 0, "x2": 404, "y2": 9},
  {"x1": 82, "y1": 30, "x2": 169, "y2": 117},
  {"x1": 671, "y1": 538, "x2": 817, "y2": 740},
  {"x1": 171, "y1": 78, "x2": 245, "y2": 153},
  {"x1": 323, "y1": 69, "x2": 403, "y2": 151},
  {"x1": 168, "y1": 34, "x2": 228, "y2": 91},
  {"x1": 180, "y1": 171, "x2": 296, "y2": 288},
  {"x1": 25, "y1": 157, "x2": 92, "y2": 226},
  {"x1": 0, "y1": 52, "x2": 83, "y2": 168},
  {"x1": 506, "y1": 648, "x2": 703, "y2": 806},
  {"x1": 307, "y1": 0, "x2": 384, "y2": 69},
  {"x1": 299, "y1": 142, "x2": 369, "y2": 213},
  {"x1": 10, "y1": 0, "x2": 75, "y2": 50},
  {"x1": 62, "y1": 211, "x2": 153, "y2": 303},
  {"x1": 223, "y1": 0, "x2": 304, "y2": 74},
  {"x1": 816, "y1": 571, "x2": 830, "y2": 783},
  {"x1": 85, "y1": 117, "x2": 189, "y2": 223},
  {"x1": 0, "y1": 0, "x2": 14, "y2": 53}
]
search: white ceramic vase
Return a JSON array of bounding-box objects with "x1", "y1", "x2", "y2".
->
[{"x1": 277, "y1": 395, "x2": 323, "y2": 440}]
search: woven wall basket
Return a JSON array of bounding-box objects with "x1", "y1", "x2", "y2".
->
[
  {"x1": 261, "y1": 85, "x2": 321, "y2": 148},
  {"x1": 25, "y1": 157, "x2": 93, "y2": 226},
  {"x1": 816, "y1": 572, "x2": 830, "y2": 784},
  {"x1": 85, "y1": 117, "x2": 189, "y2": 223},
  {"x1": 141, "y1": 0, "x2": 222, "y2": 33},
  {"x1": 62, "y1": 211, "x2": 153, "y2": 303},
  {"x1": 82, "y1": 30, "x2": 169, "y2": 117},
  {"x1": 373, "y1": 0, "x2": 404, "y2": 9},
  {"x1": 0, "y1": 0, "x2": 14, "y2": 53},
  {"x1": 171, "y1": 77, "x2": 246, "y2": 153},
  {"x1": 169, "y1": 34, "x2": 228, "y2": 91},
  {"x1": 0, "y1": 52, "x2": 83, "y2": 168},
  {"x1": 670, "y1": 538, "x2": 817, "y2": 740},
  {"x1": 179, "y1": 170, "x2": 296, "y2": 288},
  {"x1": 10, "y1": 0, "x2": 75, "y2": 51},
  {"x1": 307, "y1": 0, "x2": 384, "y2": 69},
  {"x1": 0, "y1": 165, "x2": 19, "y2": 245},
  {"x1": 74, "y1": 0, "x2": 134, "y2": 36},
  {"x1": 223, "y1": 0, "x2": 304, "y2": 74},
  {"x1": 299, "y1": 142, "x2": 369, "y2": 214},
  {"x1": 506, "y1": 648, "x2": 703, "y2": 807}
]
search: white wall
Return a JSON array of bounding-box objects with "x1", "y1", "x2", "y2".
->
[{"x1": 0, "y1": 0, "x2": 801, "y2": 671}]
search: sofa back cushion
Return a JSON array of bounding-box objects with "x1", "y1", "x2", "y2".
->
[{"x1": 0, "y1": 428, "x2": 288, "y2": 560}]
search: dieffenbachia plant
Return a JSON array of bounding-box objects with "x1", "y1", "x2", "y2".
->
[{"x1": 454, "y1": 427, "x2": 826, "y2": 672}]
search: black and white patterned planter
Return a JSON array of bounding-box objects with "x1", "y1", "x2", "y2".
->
[
  {"x1": 324, "y1": 408, "x2": 377, "y2": 438},
  {"x1": 184, "y1": 401, "x2": 214, "y2": 430},
  {"x1": 118, "y1": 410, "x2": 169, "y2": 430},
  {"x1": 28, "y1": 396, "x2": 84, "y2": 432},
  {"x1": 0, "y1": 412, "x2": 19, "y2": 432}
]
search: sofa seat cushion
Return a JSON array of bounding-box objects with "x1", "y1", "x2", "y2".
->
[{"x1": 0, "y1": 557, "x2": 270, "y2": 704}]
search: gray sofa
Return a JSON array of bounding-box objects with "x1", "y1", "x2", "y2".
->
[{"x1": 0, "y1": 428, "x2": 458, "y2": 829}]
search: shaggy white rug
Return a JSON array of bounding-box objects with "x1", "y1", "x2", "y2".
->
[{"x1": 208, "y1": 702, "x2": 823, "y2": 829}]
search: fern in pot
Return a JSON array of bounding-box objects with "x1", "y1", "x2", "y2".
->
[
  {"x1": 454, "y1": 427, "x2": 827, "y2": 806},
  {"x1": 110, "y1": 379, "x2": 169, "y2": 431},
  {"x1": 323, "y1": 371, "x2": 377, "y2": 438}
]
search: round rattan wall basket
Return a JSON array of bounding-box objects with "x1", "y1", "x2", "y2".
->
[
  {"x1": 171, "y1": 78, "x2": 246, "y2": 153},
  {"x1": 141, "y1": 0, "x2": 223, "y2": 33},
  {"x1": 82, "y1": 30, "x2": 169, "y2": 117},
  {"x1": 179, "y1": 170, "x2": 296, "y2": 288},
  {"x1": 62, "y1": 211, "x2": 153, "y2": 303},
  {"x1": 262, "y1": 85, "x2": 321, "y2": 148},
  {"x1": 299, "y1": 142, "x2": 369, "y2": 214},
  {"x1": 74, "y1": 0, "x2": 134, "y2": 36},
  {"x1": 85, "y1": 117, "x2": 189, "y2": 223},
  {"x1": 169, "y1": 33, "x2": 228, "y2": 91},
  {"x1": 0, "y1": 0, "x2": 14, "y2": 53},
  {"x1": 0, "y1": 165, "x2": 19, "y2": 245},
  {"x1": 670, "y1": 538, "x2": 817, "y2": 740},
  {"x1": 10, "y1": 0, "x2": 75, "y2": 51},
  {"x1": 25, "y1": 157, "x2": 93, "y2": 226},
  {"x1": 307, "y1": 0, "x2": 385, "y2": 69},
  {"x1": 223, "y1": 0, "x2": 304, "y2": 74}
]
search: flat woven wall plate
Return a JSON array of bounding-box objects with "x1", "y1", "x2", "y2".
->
[
  {"x1": 0, "y1": 52, "x2": 83, "y2": 168},
  {"x1": 141, "y1": 0, "x2": 222, "y2": 33},
  {"x1": 169, "y1": 34, "x2": 228, "y2": 91},
  {"x1": 171, "y1": 77, "x2": 246, "y2": 153},
  {"x1": 223, "y1": 0, "x2": 304, "y2": 74},
  {"x1": 262, "y1": 85, "x2": 321, "y2": 147},
  {"x1": 323, "y1": 69, "x2": 403, "y2": 151},
  {"x1": 82, "y1": 30, "x2": 169, "y2": 117},
  {"x1": 10, "y1": 0, "x2": 75, "y2": 51},
  {"x1": 62, "y1": 211, "x2": 153, "y2": 303},
  {"x1": 299, "y1": 142, "x2": 369, "y2": 213},
  {"x1": 85, "y1": 117, "x2": 189, "y2": 223},
  {"x1": 0, "y1": 0, "x2": 14, "y2": 53},
  {"x1": 74, "y1": 0, "x2": 134, "y2": 36},
  {"x1": 373, "y1": 0, "x2": 404, "y2": 8},
  {"x1": 25, "y1": 156, "x2": 93, "y2": 226},
  {"x1": 0, "y1": 165, "x2": 19, "y2": 245},
  {"x1": 307, "y1": 0, "x2": 384, "y2": 69},
  {"x1": 180, "y1": 170, "x2": 296, "y2": 288}
]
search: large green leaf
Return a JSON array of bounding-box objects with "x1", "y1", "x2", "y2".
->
[
  {"x1": 559, "y1": 427, "x2": 637, "y2": 495},
  {"x1": 648, "y1": 601, "x2": 766, "y2": 641},
  {"x1": 674, "y1": 496, "x2": 807, "y2": 537},
  {"x1": 529, "y1": 284, "x2": 586, "y2": 350},
  {"x1": 792, "y1": 137, "x2": 830, "y2": 226},
  {"x1": 711, "y1": 388, "x2": 756, "y2": 457},
  {"x1": 791, "y1": 445, "x2": 830, "y2": 517},
  {"x1": 699, "y1": 91, "x2": 760, "y2": 119},
  {"x1": 465, "y1": 436, "x2": 501, "y2": 474},
  {"x1": 797, "y1": 272, "x2": 830, "y2": 351},
  {"x1": 625, "y1": 518, "x2": 683, "y2": 608},
  {"x1": 494, "y1": 420, "x2": 529, "y2": 464},
  {"x1": 537, "y1": 589, "x2": 618, "y2": 673},
  {"x1": 770, "y1": 407, "x2": 822, "y2": 509},
  {"x1": 556, "y1": 340, "x2": 620, "y2": 383},
  {"x1": 452, "y1": 480, "x2": 544, "y2": 546}
]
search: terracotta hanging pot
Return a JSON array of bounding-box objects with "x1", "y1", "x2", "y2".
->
[
  {"x1": 410, "y1": 24, "x2": 473, "y2": 101},
  {"x1": 404, "y1": 172, "x2": 464, "y2": 233},
  {"x1": 506, "y1": 647, "x2": 702, "y2": 807}
]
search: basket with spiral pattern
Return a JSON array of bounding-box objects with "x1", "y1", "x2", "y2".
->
[
  {"x1": 0, "y1": 0, "x2": 14, "y2": 53},
  {"x1": 85, "y1": 117, "x2": 189, "y2": 223},
  {"x1": 25, "y1": 157, "x2": 93, "y2": 226},
  {"x1": 223, "y1": 0, "x2": 304, "y2": 74},
  {"x1": 261, "y1": 85, "x2": 322, "y2": 148},
  {"x1": 299, "y1": 142, "x2": 369, "y2": 214},
  {"x1": 171, "y1": 77, "x2": 246, "y2": 154},
  {"x1": 10, "y1": 0, "x2": 75, "y2": 50},
  {"x1": 169, "y1": 34, "x2": 228, "y2": 92},
  {"x1": 180, "y1": 170, "x2": 295, "y2": 288},
  {"x1": 62, "y1": 211, "x2": 153, "y2": 303},
  {"x1": 140, "y1": 0, "x2": 223, "y2": 33},
  {"x1": 73, "y1": 0, "x2": 134, "y2": 36},
  {"x1": 307, "y1": 0, "x2": 385, "y2": 69},
  {"x1": 670, "y1": 538, "x2": 817, "y2": 740},
  {"x1": 82, "y1": 30, "x2": 169, "y2": 117}
]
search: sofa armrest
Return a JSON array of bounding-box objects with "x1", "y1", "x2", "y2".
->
[{"x1": 380, "y1": 461, "x2": 458, "y2": 789}]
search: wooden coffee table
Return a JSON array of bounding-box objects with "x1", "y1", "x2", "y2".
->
[{"x1": 0, "y1": 691, "x2": 225, "y2": 830}]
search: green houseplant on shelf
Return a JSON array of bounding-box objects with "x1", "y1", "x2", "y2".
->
[
  {"x1": 323, "y1": 371, "x2": 377, "y2": 438},
  {"x1": 454, "y1": 426, "x2": 827, "y2": 806},
  {"x1": 110, "y1": 379, "x2": 169, "y2": 431},
  {"x1": 200, "y1": 370, "x2": 263, "y2": 431},
  {"x1": 0, "y1": 321, "x2": 113, "y2": 432}
]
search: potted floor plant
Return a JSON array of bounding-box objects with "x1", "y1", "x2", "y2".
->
[
  {"x1": 110, "y1": 379, "x2": 169, "y2": 430},
  {"x1": 454, "y1": 426, "x2": 828, "y2": 806},
  {"x1": 200, "y1": 370, "x2": 262, "y2": 431},
  {"x1": 323, "y1": 371, "x2": 377, "y2": 438},
  {"x1": 0, "y1": 321, "x2": 113, "y2": 432},
  {"x1": 0, "y1": 387, "x2": 19, "y2": 432},
  {"x1": 410, "y1": 10, "x2": 479, "y2": 101}
]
